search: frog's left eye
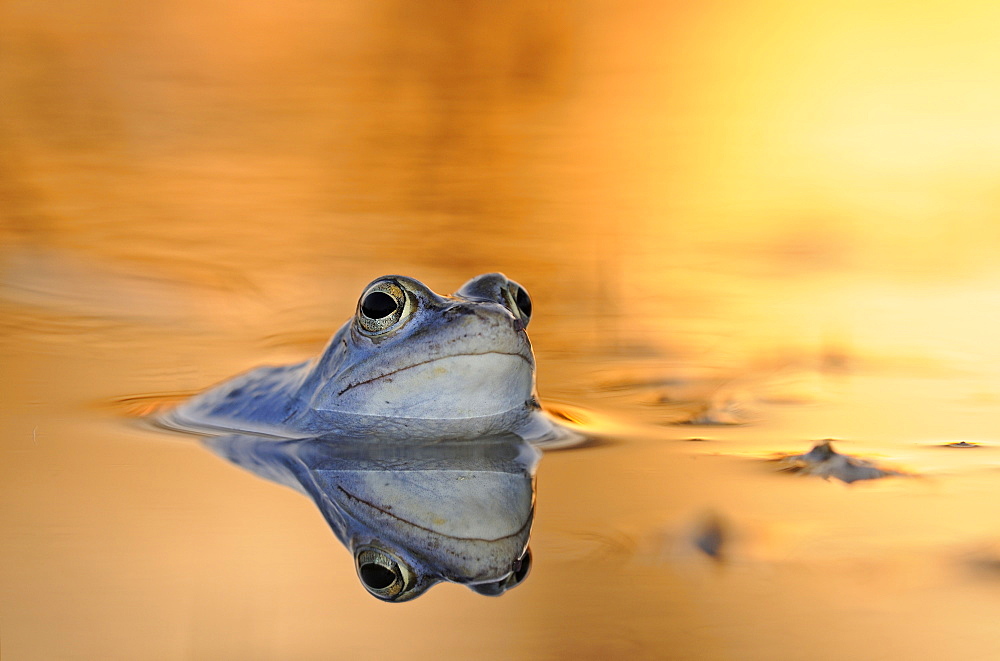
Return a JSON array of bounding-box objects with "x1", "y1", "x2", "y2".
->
[
  {"x1": 357, "y1": 280, "x2": 412, "y2": 334},
  {"x1": 355, "y1": 546, "x2": 416, "y2": 600}
]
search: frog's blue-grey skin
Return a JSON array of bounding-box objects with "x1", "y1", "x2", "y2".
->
[
  {"x1": 204, "y1": 432, "x2": 539, "y2": 601},
  {"x1": 168, "y1": 273, "x2": 580, "y2": 447}
]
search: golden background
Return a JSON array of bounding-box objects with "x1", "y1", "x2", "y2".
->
[{"x1": 4, "y1": 2, "x2": 1000, "y2": 659}]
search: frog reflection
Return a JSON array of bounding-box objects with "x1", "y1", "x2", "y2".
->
[{"x1": 204, "y1": 432, "x2": 539, "y2": 600}]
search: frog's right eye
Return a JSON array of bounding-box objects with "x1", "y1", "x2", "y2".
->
[
  {"x1": 355, "y1": 547, "x2": 416, "y2": 600},
  {"x1": 505, "y1": 281, "x2": 532, "y2": 327},
  {"x1": 357, "y1": 280, "x2": 412, "y2": 334}
]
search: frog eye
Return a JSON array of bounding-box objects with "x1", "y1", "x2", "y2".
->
[
  {"x1": 468, "y1": 546, "x2": 533, "y2": 596},
  {"x1": 510, "y1": 545, "x2": 532, "y2": 585},
  {"x1": 357, "y1": 280, "x2": 412, "y2": 334},
  {"x1": 505, "y1": 281, "x2": 532, "y2": 326},
  {"x1": 355, "y1": 547, "x2": 416, "y2": 600}
]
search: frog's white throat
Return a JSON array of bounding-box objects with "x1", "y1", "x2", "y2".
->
[{"x1": 313, "y1": 351, "x2": 535, "y2": 421}]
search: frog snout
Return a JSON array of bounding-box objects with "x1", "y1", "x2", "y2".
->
[{"x1": 442, "y1": 302, "x2": 524, "y2": 331}]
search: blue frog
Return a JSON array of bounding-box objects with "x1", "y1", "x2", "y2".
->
[
  {"x1": 168, "y1": 273, "x2": 578, "y2": 447},
  {"x1": 164, "y1": 274, "x2": 583, "y2": 599}
]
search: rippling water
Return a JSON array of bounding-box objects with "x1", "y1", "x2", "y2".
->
[{"x1": 6, "y1": 2, "x2": 1000, "y2": 659}]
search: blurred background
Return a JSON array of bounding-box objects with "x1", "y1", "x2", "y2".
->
[{"x1": 5, "y1": 1, "x2": 1000, "y2": 659}]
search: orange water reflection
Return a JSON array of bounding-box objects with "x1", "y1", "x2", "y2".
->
[{"x1": 5, "y1": 1, "x2": 1000, "y2": 659}]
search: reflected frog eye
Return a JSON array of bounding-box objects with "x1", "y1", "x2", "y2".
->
[
  {"x1": 355, "y1": 547, "x2": 415, "y2": 600},
  {"x1": 357, "y1": 281, "x2": 411, "y2": 334},
  {"x1": 511, "y1": 545, "x2": 532, "y2": 585},
  {"x1": 505, "y1": 281, "x2": 532, "y2": 326},
  {"x1": 468, "y1": 546, "x2": 533, "y2": 596}
]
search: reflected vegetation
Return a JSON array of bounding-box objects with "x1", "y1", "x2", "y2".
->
[{"x1": 204, "y1": 432, "x2": 538, "y2": 601}]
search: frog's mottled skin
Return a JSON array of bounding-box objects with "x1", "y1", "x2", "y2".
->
[{"x1": 170, "y1": 273, "x2": 574, "y2": 446}]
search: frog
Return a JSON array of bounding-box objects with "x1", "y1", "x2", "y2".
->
[
  {"x1": 205, "y1": 432, "x2": 538, "y2": 601},
  {"x1": 167, "y1": 272, "x2": 580, "y2": 447},
  {"x1": 163, "y1": 273, "x2": 581, "y2": 599}
]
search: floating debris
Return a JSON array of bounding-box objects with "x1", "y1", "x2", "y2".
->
[
  {"x1": 691, "y1": 512, "x2": 728, "y2": 561},
  {"x1": 675, "y1": 392, "x2": 757, "y2": 426},
  {"x1": 942, "y1": 441, "x2": 981, "y2": 448},
  {"x1": 774, "y1": 440, "x2": 907, "y2": 484}
]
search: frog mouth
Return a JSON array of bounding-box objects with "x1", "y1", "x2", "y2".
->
[{"x1": 336, "y1": 350, "x2": 533, "y2": 397}]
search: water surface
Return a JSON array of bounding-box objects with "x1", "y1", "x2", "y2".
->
[{"x1": 5, "y1": 2, "x2": 1000, "y2": 659}]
